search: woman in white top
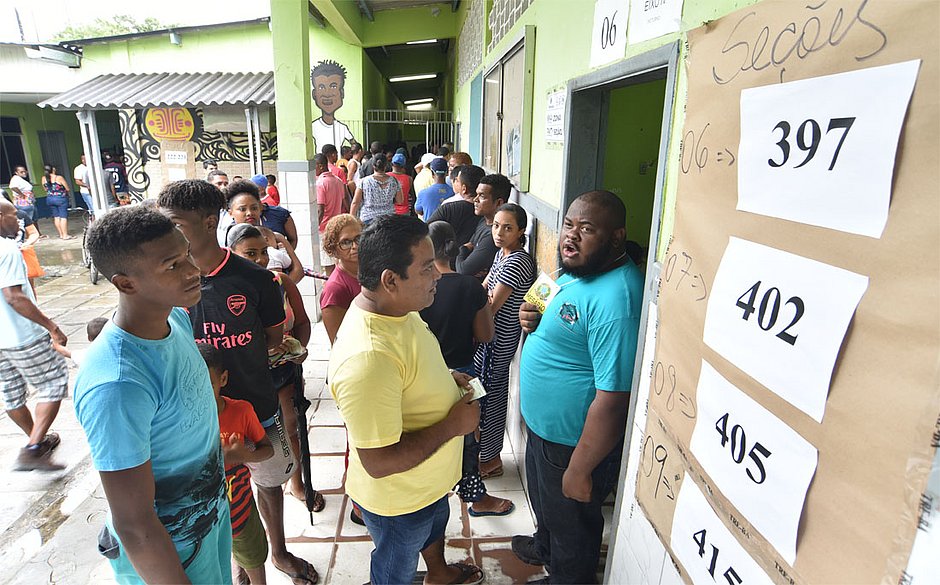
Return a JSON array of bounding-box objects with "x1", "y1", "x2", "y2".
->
[{"x1": 350, "y1": 153, "x2": 403, "y2": 225}]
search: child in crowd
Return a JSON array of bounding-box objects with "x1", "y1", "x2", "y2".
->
[
  {"x1": 74, "y1": 206, "x2": 231, "y2": 584},
  {"x1": 54, "y1": 317, "x2": 108, "y2": 365},
  {"x1": 198, "y1": 343, "x2": 274, "y2": 585}
]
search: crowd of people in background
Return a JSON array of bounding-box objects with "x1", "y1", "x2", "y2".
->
[{"x1": 2, "y1": 139, "x2": 640, "y2": 585}]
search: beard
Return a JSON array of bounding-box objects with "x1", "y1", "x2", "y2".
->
[{"x1": 558, "y1": 238, "x2": 618, "y2": 278}]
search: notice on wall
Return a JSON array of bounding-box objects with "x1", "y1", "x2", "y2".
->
[
  {"x1": 702, "y1": 237, "x2": 868, "y2": 423},
  {"x1": 671, "y1": 478, "x2": 774, "y2": 585},
  {"x1": 545, "y1": 89, "x2": 566, "y2": 143},
  {"x1": 690, "y1": 361, "x2": 818, "y2": 563},
  {"x1": 737, "y1": 60, "x2": 920, "y2": 238},
  {"x1": 628, "y1": 0, "x2": 683, "y2": 45},
  {"x1": 164, "y1": 150, "x2": 188, "y2": 165},
  {"x1": 590, "y1": 0, "x2": 628, "y2": 68}
]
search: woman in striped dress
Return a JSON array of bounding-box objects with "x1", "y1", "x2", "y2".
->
[{"x1": 474, "y1": 203, "x2": 536, "y2": 478}]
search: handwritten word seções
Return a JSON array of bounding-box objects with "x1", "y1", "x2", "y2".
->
[{"x1": 711, "y1": 0, "x2": 887, "y2": 86}]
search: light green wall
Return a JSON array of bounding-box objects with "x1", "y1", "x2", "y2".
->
[
  {"x1": 602, "y1": 79, "x2": 667, "y2": 249},
  {"x1": 451, "y1": 0, "x2": 763, "y2": 259},
  {"x1": 0, "y1": 102, "x2": 85, "y2": 195},
  {"x1": 361, "y1": 51, "x2": 405, "y2": 145}
]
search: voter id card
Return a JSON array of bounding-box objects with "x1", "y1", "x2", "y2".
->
[{"x1": 523, "y1": 271, "x2": 561, "y2": 314}]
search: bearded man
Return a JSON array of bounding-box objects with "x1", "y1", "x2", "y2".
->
[{"x1": 512, "y1": 190, "x2": 643, "y2": 584}]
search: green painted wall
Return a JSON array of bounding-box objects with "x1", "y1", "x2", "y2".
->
[
  {"x1": 451, "y1": 0, "x2": 763, "y2": 259},
  {"x1": 601, "y1": 79, "x2": 667, "y2": 249},
  {"x1": 361, "y1": 51, "x2": 405, "y2": 146},
  {"x1": 0, "y1": 102, "x2": 85, "y2": 195}
]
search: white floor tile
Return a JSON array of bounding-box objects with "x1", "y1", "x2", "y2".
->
[
  {"x1": 309, "y1": 426, "x2": 348, "y2": 454},
  {"x1": 263, "y1": 542, "x2": 335, "y2": 585},
  {"x1": 311, "y1": 399, "x2": 345, "y2": 426},
  {"x1": 310, "y1": 455, "x2": 346, "y2": 492},
  {"x1": 282, "y1": 493, "x2": 344, "y2": 539},
  {"x1": 469, "y1": 490, "x2": 535, "y2": 538},
  {"x1": 327, "y1": 541, "x2": 374, "y2": 585}
]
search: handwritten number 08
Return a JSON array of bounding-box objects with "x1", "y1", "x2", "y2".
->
[
  {"x1": 768, "y1": 117, "x2": 856, "y2": 170},
  {"x1": 600, "y1": 11, "x2": 617, "y2": 49}
]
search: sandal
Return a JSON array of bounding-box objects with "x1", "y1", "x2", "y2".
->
[
  {"x1": 273, "y1": 557, "x2": 319, "y2": 585},
  {"x1": 285, "y1": 486, "x2": 326, "y2": 512},
  {"x1": 39, "y1": 433, "x2": 60, "y2": 454},
  {"x1": 445, "y1": 562, "x2": 485, "y2": 585},
  {"x1": 479, "y1": 465, "x2": 503, "y2": 480},
  {"x1": 469, "y1": 500, "x2": 515, "y2": 517}
]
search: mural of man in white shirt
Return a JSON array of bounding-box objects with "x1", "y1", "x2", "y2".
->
[{"x1": 311, "y1": 60, "x2": 356, "y2": 152}]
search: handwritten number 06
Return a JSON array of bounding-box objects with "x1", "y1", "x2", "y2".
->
[
  {"x1": 600, "y1": 11, "x2": 617, "y2": 49},
  {"x1": 768, "y1": 117, "x2": 855, "y2": 170}
]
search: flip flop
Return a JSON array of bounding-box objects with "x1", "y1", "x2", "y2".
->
[
  {"x1": 446, "y1": 562, "x2": 485, "y2": 585},
  {"x1": 479, "y1": 466, "x2": 503, "y2": 480},
  {"x1": 274, "y1": 557, "x2": 319, "y2": 585},
  {"x1": 468, "y1": 501, "x2": 515, "y2": 517}
]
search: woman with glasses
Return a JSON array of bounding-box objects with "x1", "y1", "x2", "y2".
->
[{"x1": 320, "y1": 214, "x2": 363, "y2": 344}]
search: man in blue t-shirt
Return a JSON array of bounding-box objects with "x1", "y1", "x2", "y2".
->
[
  {"x1": 415, "y1": 157, "x2": 454, "y2": 221},
  {"x1": 74, "y1": 206, "x2": 230, "y2": 584},
  {"x1": 512, "y1": 191, "x2": 643, "y2": 584}
]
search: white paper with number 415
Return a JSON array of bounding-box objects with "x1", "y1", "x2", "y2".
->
[
  {"x1": 690, "y1": 360, "x2": 818, "y2": 564},
  {"x1": 671, "y1": 478, "x2": 774, "y2": 585},
  {"x1": 737, "y1": 60, "x2": 920, "y2": 238},
  {"x1": 703, "y1": 237, "x2": 868, "y2": 422}
]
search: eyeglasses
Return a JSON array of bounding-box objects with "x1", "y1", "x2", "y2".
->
[{"x1": 337, "y1": 235, "x2": 360, "y2": 250}]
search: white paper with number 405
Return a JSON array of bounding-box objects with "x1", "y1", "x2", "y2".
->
[
  {"x1": 690, "y1": 360, "x2": 818, "y2": 564},
  {"x1": 737, "y1": 60, "x2": 920, "y2": 238},
  {"x1": 671, "y1": 478, "x2": 774, "y2": 585},
  {"x1": 703, "y1": 237, "x2": 868, "y2": 422}
]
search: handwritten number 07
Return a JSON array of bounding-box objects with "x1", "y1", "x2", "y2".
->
[{"x1": 768, "y1": 117, "x2": 855, "y2": 170}]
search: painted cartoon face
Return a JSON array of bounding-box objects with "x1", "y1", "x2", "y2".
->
[{"x1": 313, "y1": 74, "x2": 344, "y2": 115}]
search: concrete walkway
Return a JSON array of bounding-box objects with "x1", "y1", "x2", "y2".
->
[{"x1": 1, "y1": 214, "x2": 560, "y2": 585}]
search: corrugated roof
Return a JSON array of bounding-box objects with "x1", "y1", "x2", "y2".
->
[{"x1": 38, "y1": 72, "x2": 275, "y2": 111}]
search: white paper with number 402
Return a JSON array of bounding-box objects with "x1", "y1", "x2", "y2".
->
[
  {"x1": 703, "y1": 237, "x2": 868, "y2": 422},
  {"x1": 738, "y1": 60, "x2": 920, "y2": 238},
  {"x1": 671, "y1": 478, "x2": 774, "y2": 585},
  {"x1": 690, "y1": 360, "x2": 818, "y2": 564}
]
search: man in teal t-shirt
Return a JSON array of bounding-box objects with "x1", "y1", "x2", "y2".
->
[{"x1": 513, "y1": 191, "x2": 643, "y2": 584}]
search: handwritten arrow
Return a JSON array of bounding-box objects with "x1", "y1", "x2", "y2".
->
[{"x1": 716, "y1": 147, "x2": 736, "y2": 166}]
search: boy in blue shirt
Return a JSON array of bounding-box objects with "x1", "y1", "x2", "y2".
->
[{"x1": 74, "y1": 206, "x2": 231, "y2": 584}]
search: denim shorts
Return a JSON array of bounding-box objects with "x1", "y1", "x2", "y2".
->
[{"x1": 45, "y1": 195, "x2": 69, "y2": 218}]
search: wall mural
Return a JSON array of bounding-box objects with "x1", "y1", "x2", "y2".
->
[
  {"x1": 116, "y1": 107, "x2": 278, "y2": 199},
  {"x1": 311, "y1": 60, "x2": 356, "y2": 152},
  {"x1": 118, "y1": 108, "x2": 149, "y2": 202}
]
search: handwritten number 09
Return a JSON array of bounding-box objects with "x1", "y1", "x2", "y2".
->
[
  {"x1": 768, "y1": 117, "x2": 855, "y2": 170},
  {"x1": 600, "y1": 11, "x2": 617, "y2": 49}
]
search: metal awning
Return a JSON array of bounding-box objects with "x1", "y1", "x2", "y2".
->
[{"x1": 37, "y1": 71, "x2": 275, "y2": 111}]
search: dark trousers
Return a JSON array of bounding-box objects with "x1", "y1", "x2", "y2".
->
[{"x1": 525, "y1": 431, "x2": 623, "y2": 584}]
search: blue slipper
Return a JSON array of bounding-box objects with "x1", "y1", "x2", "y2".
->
[{"x1": 468, "y1": 501, "x2": 515, "y2": 517}]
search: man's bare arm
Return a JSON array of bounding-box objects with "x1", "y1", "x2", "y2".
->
[
  {"x1": 357, "y1": 393, "x2": 479, "y2": 479},
  {"x1": 563, "y1": 390, "x2": 630, "y2": 502},
  {"x1": 99, "y1": 462, "x2": 191, "y2": 584},
  {"x1": 2, "y1": 285, "x2": 67, "y2": 345}
]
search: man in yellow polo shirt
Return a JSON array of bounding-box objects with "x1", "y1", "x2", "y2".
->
[{"x1": 329, "y1": 214, "x2": 485, "y2": 585}]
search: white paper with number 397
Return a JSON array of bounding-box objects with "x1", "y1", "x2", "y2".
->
[
  {"x1": 690, "y1": 360, "x2": 818, "y2": 564},
  {"x1": 671, "y1": 478, "x2": 774, "y2": 585},
  {"x1": 703, "y1": 237, "x2": 868, "y2": 422},
  {"x1": 737, "y1": 60, "x2": 920, "y2": 238}
]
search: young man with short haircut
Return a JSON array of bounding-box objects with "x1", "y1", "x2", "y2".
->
[
  {"x1": 75, "y1": 205, "x2": 230, "y2": 583},
  {"x1": 415, "y1": 158, "x2": 454, "y2": 222},
  {"x1": 428, "y1": 165, "x2": 486, "y2": 252},
  {"x1": 456, "y1": 173, "x2": 510, "y2": 280},
  {"x1": 329, "y1": 214, "x2": 484, "y2": 585},
  {"x1": 158, "y1": 180, "x2": 319, "y2": 585}
]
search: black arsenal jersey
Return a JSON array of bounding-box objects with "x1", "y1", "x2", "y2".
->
[{"x1": 189, "y1": 250, "x2": 286, "y2": 421}]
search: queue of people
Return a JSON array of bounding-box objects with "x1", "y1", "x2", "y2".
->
[{"x1": 1, "y1": 141, "x2": 641, "y2": 585}]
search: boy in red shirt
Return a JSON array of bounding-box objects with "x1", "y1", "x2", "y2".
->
[{"x1": 198, "y1": 343, "x2": 274, "y2": 584}]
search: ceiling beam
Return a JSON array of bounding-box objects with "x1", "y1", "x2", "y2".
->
[
  {"x1": 307, "y1": 2, "x2": 326, "y2": 28},
  {"x1": 310, "y1": 0, "x2": 364, "y2": 45},
  {"x1": 358, "y1": 0, "x2": 375, "y2": 22}
]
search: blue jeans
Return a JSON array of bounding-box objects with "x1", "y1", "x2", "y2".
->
[
  {"x1": 15, "y1": 204, "x2": 34, "y2": 221},
  {"x1": 80, "y1": 192, "x2": 94, "y2": 213},
  {"x1": 46, "y1": 195, "x2": 69, "y2": 218},
  {"x1": 525, "y1": 431, "x2": 623, "y2": 584},
  {"x1": 355, "y1": 495, "x2": 450, "y2": 585}
]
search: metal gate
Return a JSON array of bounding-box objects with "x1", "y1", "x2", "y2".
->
[{"x1": 365, "y1": 109, "x2": 460, "y2": 152}]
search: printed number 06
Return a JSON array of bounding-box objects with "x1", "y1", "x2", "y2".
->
[{"x1": 600, "y1": 11, "x2": 617, "y2": 49}]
